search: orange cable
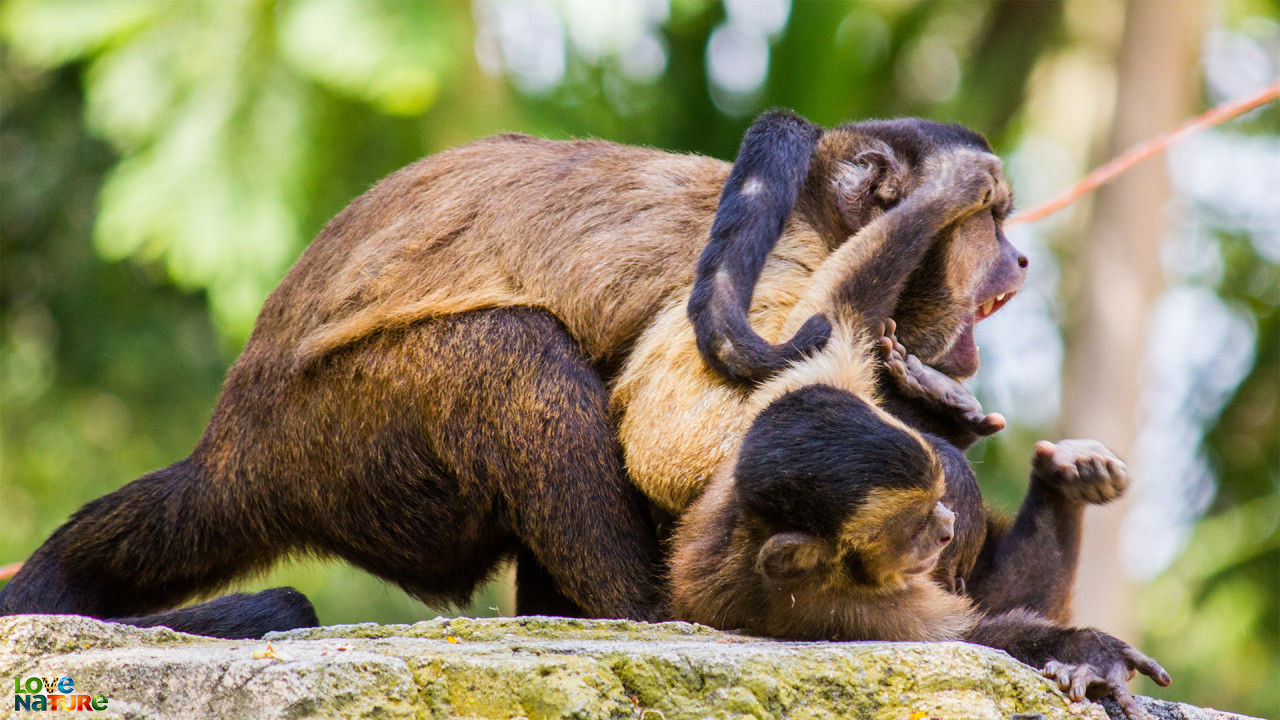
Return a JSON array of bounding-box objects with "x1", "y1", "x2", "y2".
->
[{"x1": 1007, "y1": 81, "x2": 1280, "y2": 227}]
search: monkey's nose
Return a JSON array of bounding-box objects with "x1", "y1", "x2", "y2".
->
[
  {"x1": 1017, "y1": 252, "x2": 1029, "y2": 269},
  {"x1": 934, "y1": 502, "x2": 955, "y2": 546}
]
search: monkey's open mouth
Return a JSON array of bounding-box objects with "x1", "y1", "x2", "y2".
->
[{"x1": 975, "y1": 290, "x2": 1016, "y2": 322}]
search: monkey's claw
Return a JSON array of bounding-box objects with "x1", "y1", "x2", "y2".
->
[
  {"x1": 1032, "y1": 439, "x2": 1129, "y2": 505},
  {"x1": 877, "y1": 319, "x2": 1004, "y2": 436},
  {"x1": 1040, "y1": 642, "x2": 1169, "y2": 720}
]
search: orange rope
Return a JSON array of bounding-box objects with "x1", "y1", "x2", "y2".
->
[
  {"x1": 0, "y1": 562, "x2": 21, "y2": 581},
  {"x1": 1007, "y1": 81, "x2": 1280, "y2": 227}
]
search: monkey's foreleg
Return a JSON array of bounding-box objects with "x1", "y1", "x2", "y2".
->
[
  {"x1": 787, "y1": 148, "x2": 1004, "y2": 334},
  {"x1": 964, "y1": 440, "x2": 1129, "y2": 622},
  {"x1": 964, "y1": 608, "x2": 1169, "y2": 720}
]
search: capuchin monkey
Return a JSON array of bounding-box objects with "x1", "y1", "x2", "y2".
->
[
  {"x1": 0, "y1": 111, "x2": 1019, "y2": 636},
  {"x1": 670, "y1": 373, "x2": 1167, "y2": 720},
  {"x1": 630, "y1": 114, "x2": 1160, "y2": 716}
]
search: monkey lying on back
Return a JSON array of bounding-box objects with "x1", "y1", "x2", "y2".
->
[
  {"x1": 669, "y1": 359, "x2": 1170, "y2": 719},
  {"x1": 619, "y1": 113, "x2": 1164, "y2": 714}
]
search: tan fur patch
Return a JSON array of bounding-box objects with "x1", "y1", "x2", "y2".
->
[{"x1": 838, "y1": 486, "x2": 940, "y2": 551}]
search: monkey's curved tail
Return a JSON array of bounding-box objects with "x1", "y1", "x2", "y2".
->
[{"x1": 688, "y1": 109, "x2": 831, "y2": 385}]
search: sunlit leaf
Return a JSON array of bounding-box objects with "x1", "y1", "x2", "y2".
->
[
  {"x1": 1, "y1": 0, "x2": 156, "y2": 66},
  {"x1": 276, "y1": 0, "x2": 465, "y2": 116}
]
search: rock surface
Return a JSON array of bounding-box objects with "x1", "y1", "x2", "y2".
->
[{"x1": 0, "y1": 615, "x2": 1258, "y2": 720}]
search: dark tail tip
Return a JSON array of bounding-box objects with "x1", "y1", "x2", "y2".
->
[
  {"x1": 696, "y1": 311, "x2": 831, "y2": 384},
  {"x1": 114, "y1": 587, "x2": 319, "y2": 639}
]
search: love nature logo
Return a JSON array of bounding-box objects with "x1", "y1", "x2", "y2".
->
[{"x1": 13, "y1": 676, "x2": 109, "y2": 712}]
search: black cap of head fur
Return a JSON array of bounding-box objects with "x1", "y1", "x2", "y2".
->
[
  {"x1": 734, "y1": 385, "x2": 936, "y2": 538},
  {"x1": 847, "y1": 118, "x2": 993, "y2": 167}
]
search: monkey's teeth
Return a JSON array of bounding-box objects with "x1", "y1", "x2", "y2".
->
[
  {"x1": 980, "y1": 300, "x2": 995, "y2": 316},
  {"x1": 996, "y1": 293, "x2": 1008, "y2": 302}
]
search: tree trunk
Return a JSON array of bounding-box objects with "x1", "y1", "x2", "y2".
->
[{"x1": 1062, "y1": 0, "x2": 1203, "y2": 636}]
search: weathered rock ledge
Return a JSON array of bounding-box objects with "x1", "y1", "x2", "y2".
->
[{"x1": 0, "y1": 615, "x2": 1258, "y2": 720}]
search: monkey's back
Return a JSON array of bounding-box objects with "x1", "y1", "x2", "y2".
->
[{"x1": 248, "y1": 134, "x2": 729, "y2": 372}]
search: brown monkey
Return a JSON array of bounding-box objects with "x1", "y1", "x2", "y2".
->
[
  {"x1": 669, "y1": 379, "x2": 1169, "y2": 720},
  {"x1": 610, "y1": 113, "x2": 1109, "y2": 634},
  {"x1": 0, "y1": 113, "x2": 880, "y2": 635}
]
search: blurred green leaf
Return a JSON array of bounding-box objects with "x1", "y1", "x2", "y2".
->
[
  {"x1": 1, "y1": 0, "x2": 155, "y2": 66},
  {"x1": 277, "y1": 0, "x2": 465, "y2": 116}
]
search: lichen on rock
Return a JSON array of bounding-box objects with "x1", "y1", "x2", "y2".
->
[{"x1": 0, "y1": 615, "x2": 1260, "y2": 720}]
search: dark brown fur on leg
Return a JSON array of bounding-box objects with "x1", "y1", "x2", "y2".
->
[
  {"x1": 283, "y1": 308, "x2": 663, "y2": 619},
  {"x1": 515, "y1": 547, "x2": 586, "y2": 618},
  {"x1": 0, "y1": 456, "x2": 296, "y2": 621},
  {"x1": 0, "y1": 307, "x2": 663, "y2": 634}
]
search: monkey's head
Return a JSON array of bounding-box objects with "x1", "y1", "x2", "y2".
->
[
  {"x1": 733, "y1": 384, "x2": 953, "y2": 592},
  {"x1": 808, "y1": 119, "x2": 1029, "y2": 380}
]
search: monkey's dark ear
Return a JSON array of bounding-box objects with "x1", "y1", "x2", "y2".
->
[
  {"x1": 833, "y1": 148, "x2": 906, "y2": 227},
  {"x1": 688, "y1": 109, "x2": 831, "y2": 386},
  {"x1": 755, "y1": 531, "x2": 824, "y2": 582}
]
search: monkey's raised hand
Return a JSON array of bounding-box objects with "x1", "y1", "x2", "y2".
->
[
  {"x1": 1039, "y1": 629, "x2": 1170, "y2": 720},
  {"x1": 1032, "y1": 439, "x2": 1129, "y2": 505},
  {"x1": 876, "y1": 318, "x2": 1005, "y2": 436},
  {"x1": 913, "y1": 147, "x2": 1005, "y2": 225}
]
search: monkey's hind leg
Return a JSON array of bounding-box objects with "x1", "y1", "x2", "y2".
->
[
  {"x1": 515, "y1": 547, "x2": 586, "y2": 618},
  {"x1": 452, "y1": 310, "x2": 665, "y2": 621},
  {"x1": 0, "y1": 458, "x2": 309, "y2": 637},
  {"x1": 965, "y1": 440, "x2": 1129, "y2": 623},
  {"x1": 345, "y1": 309, "x2": 665, "y2": 621}
]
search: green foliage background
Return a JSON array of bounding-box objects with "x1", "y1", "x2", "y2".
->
[{"x1": 1, "y1": 1, "x2": 1276, "y2": 716}]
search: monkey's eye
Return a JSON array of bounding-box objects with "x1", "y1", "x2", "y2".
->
[
  {"x1": 995, "y1": 200, "x2": 1015, "y2": 223},
  {"x1": 914, "y1": 515, "x2": 933, "y2": 538}
]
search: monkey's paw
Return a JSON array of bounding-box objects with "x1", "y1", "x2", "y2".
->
[
  {"x1": 920, "y1": 148, "x2": 1003, "y2": 221},
  {"x1": 876, "y1": 318, "x2": 1005, "y2": 436},
  {"x1": 1032, "y1": 439, "x2": 1129, "y2": 505},
  {"x1": 1040, "y1": 632, "x2": 1169, "y2": 720}
]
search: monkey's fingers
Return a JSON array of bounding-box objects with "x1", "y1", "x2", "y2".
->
[
  {"x1": 1067, "y1": 664, "x2": 1101, "y2": 701},
  {"x1": 1108, "y1": 685, "x2": 1147, "y2": 720},
  {"x1": 972, "y1": 412, "x2": 1006, "y2": 435},
  {"x1": 1032, "y1": 440, "x2": 1059, "y2": 472},
  {"x1": 876, "y1": 327, "x2": 910, "y2": 365},
  {"x1": 876, "y1": 336, "x2": 897, "y2": 362},
  {"x1": 1122, "y1": 645, "x2": 1170, "y2": 687},
  {"x1": 1103, "y1": 665, "x2": 1150, "y2": 720},
  {"x1": 1040, "y1": 660, "x2": 1074, "y2": 690}
]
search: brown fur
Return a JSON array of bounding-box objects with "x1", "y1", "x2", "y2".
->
[
  {"x1": 662, "y1": 146, "x2": 1004, "y2": 641},
  {"x1": 669, "y1": 462, "x2": 1171, "y2": 715},
  {"x1": 1, "y1": 119, "x2": 1008, "y2": 636},
  {"x1": 286, "y1": 135, "x2": 728, "y2": 372}
]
